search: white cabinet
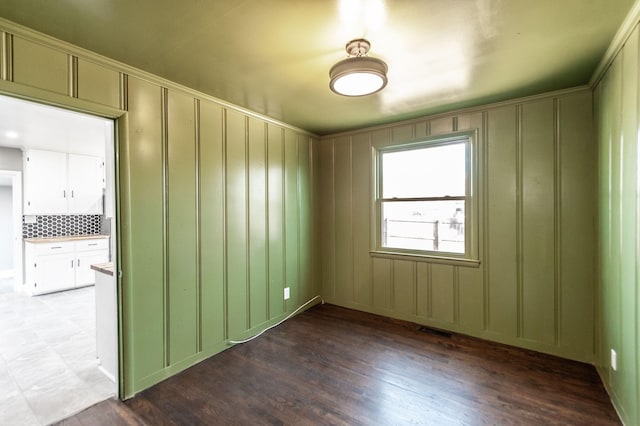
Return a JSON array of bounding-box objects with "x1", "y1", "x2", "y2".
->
[
  {"x1": 75, "y1": 239, "x2": 110, "y2": 287},
  {"x1": 26, "y1": 241, "x2": 75, "y2": 295},
  {"x1": 25, "y1": 238, "x2": 109, "y2": 295},
  {"x1": 23, "y1": 150, "x2": 68, "y2": 214},
  {"x1": 24, "y1": 149, "x2": 104, "y2": 215},
  {"x1": 68, "y1": 154, "x2": 105, "y2": 214}
]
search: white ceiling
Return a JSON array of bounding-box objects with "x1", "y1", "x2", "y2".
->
[{"x1": 0, "y1": 94, "x2": 111, "y2": 157}]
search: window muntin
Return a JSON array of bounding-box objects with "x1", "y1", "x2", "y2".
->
[{"x1": 375, "y1": 134, "x2": 475, "y2": 262}]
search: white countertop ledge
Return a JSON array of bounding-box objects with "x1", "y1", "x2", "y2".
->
[{"x1": 24, "y1": 235, "x2": 110, "y2": 243}]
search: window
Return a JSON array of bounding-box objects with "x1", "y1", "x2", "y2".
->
[{"x1": 373, "y1": 131, "x2": 478, "y2": 265}]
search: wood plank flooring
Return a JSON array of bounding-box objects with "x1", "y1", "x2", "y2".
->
[{"x1": 57, "y1": 304, "x2": 620, "y2": 425}]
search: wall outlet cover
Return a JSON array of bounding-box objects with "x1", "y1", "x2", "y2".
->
[
  {"x1": 611, "y1": 348, "x2": 617, "y2": 371},
  {"x1": 284, "y1": 287, "x2": 290, "y2": 300}
]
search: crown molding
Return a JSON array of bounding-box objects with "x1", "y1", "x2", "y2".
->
[
  {"x1": 590, "y1": 0, "x2": 640, "y2": 88},
  {"x1": 321, "y1": 85, "x2": 591, "y2": 140}
]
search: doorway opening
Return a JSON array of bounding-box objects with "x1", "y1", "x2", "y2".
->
[
  {"x1": 0, "y1": 169, "x2": 21, "y2": 293},
  {"x1": 0, "y1": 93, "x2": 119, "y2": 425}
]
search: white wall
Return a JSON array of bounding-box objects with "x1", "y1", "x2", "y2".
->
[
  {"x1": 0, "y1": 185, "x2": 13, "y2": 270},
  {"x1": 0, "y1": 147, "x2": 23, "y2": 171}
]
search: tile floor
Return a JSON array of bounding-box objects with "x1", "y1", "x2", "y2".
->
[{"x1": 0, "y1": 284, "x2": 115, "y2": 425}]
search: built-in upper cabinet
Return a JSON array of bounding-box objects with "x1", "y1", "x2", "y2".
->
[
  {"x1": 24, "y1": 149, "x2": 104, "y2": 215},
  {"x1": 68, "y1": 154, "x2": 104, "y2": 214}
]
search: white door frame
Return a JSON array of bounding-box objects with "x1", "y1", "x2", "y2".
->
[{"x1": 0, "y1": 169, "x2": 23, "y2": 291}]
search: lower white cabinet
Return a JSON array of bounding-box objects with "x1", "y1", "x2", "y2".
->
[{"x1": 25, "y1": 238, "x2": 109, "y2": 295}]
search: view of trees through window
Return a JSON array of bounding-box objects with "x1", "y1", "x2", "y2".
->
[{"x1": 380, "y1": 141, "x2": 466, "y2": 254}]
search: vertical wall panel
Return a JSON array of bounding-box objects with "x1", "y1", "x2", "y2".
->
[
  {"x1": 393, "y1": 260, "x2": 415, "y2": 316},
  {"x1": 458, "y1": 112, "x2": 486, "y2": 331},
  {"x1": 320, "y1": 140, "x2": 336, "y2": 301},
  {"x1": 284, "y1": 129, "x2": 299, "y2": 309},
  {"x1": 77, "y1": 59, "x2": 120, "y2": 108},
  {"x1": 248, "y1": 117, "x2": 268, "y2": 327},
  {"x1": 598, "y1": 58, "x2": 614, "y2": 369},
  {"x1": 311, "y1": 138, "x2": 323, "y2": 298},
  {"x1": 298, "y1": 135, "x2": 313, "y2": 302},
  {"x1": 372, "y1": 258, "x2": 393, "y2": 312},
  {"x1": 166, "y1": 90, "x2": 198, "y2": 363},
  {"x1": 457, "y1": 267, "x2": 484, "y2": 329},
  {"x1": 352, "y1": 133, "x2": 371, "y2": 307},
  {"x1": 521, "y1": 99, "x2": 555, "y2": 345},
  {"x1": 267, "y1": 124, "x2": 285, "y2": 318},
  {"x1": 619, "y1": 29, "x2": 639, "y2": 421},
  {"x1": 430, "y1": 264, "x2": 455, "y2": 324},
  {"x1": 334, "y1": 137, "x2": 354, "y2": 304},
  {"x1": 225, "y1": 109, "x2": 248, "y2": 337},
  {"x1": 121, "y1": 76, "x2": 165, "y2": 389},
  {"x1": 486, "y1": 106, "x2": 518, "y2": 336},
  {"x1": 430, "y1": 117, "x2": 454, "y2": 135},
  {"x1": 199, "y1": 100, "x2": 225, "y2": 349},
  {"x1": 12, "y1": 37, "x2": 67, "y2": 94},
  {"x1": 605, "y1": 56, "x2": 623, "y2": 397},
  {"x1": 416, "y1": 263, "x2": 430, "y2": 318},
  {"x1": 559, "y1": 92, "x2": 597, "y2": 356},
  {"x1": 391, "y1": 124, "x2": 414, "y2": 142}
]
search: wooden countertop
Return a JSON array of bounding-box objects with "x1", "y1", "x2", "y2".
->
[
  {"x1": 24, "y1": 235, "x2": 110, "y2": 244},
  {"x1": 91, "y1": 262, "x2": 114, "y2": 276}
]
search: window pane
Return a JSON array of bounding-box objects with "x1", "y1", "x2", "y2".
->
[
  {"x1": 382, "y1": 142, "x2": 466, "y2": 198},
  {"x1": 381, "y1": 200, "x2": 465, "y2": 253}
]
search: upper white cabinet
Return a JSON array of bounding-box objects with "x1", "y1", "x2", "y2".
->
[
  {"x1": 24, "y1": 149, "x2": 104, "y2": 215},
  {"x1": 23, "y1": 149, "x2": 68, "y2": 214},
  {"x1": 68, "y1": 154, "x2": 104, "y2": 214}
]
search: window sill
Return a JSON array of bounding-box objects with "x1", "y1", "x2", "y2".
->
[{"x1": 370, "y1": 250, "x2": 481, "y2": 268}]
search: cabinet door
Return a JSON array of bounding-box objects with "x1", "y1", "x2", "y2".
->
[
  {"x1": 76, "y1": 249, "x2": 109, "y2": 287},
  {"x1": 68, "y1": 154, "x2": 104, "y2": 214},
  {"x1": 33, "y1": 252, "x2": 75, "y2": 295},
  {"x1": 24, "y1": 149, "x2": 68, "y2": 214}
]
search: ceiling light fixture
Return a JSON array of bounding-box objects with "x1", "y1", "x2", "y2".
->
[{"x1": 329, "y1": 38, "x2": 388, "y2": 97}]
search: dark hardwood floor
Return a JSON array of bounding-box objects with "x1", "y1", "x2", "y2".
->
[{"x1": 57, "y1": 304, "x2": 620, "y2": 425}]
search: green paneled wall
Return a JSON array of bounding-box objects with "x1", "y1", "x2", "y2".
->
[
  {"x1": 319, "y1": 89, "x2": 597, "y2": 363},
  {"x1": 0, "y1": 23, "x2": 319, "y2": 397},
  {"x1": 594, "y1": 23, "x2": 640, "y2": 426}
]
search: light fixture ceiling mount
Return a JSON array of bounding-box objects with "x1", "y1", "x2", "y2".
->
[{"x1": 329, "y1": 38, "x2": 388, "y2": 97}]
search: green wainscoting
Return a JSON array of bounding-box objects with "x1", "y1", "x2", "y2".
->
[
  {"x1": 0, "y1": 22, "x2": 320, "y2": 397},
  {"x1": 319, "y1": 89, "x2": 597, "y2": 363},
  {"x1": 594, "y1": 22, "x2": 640, "y2": 426}
]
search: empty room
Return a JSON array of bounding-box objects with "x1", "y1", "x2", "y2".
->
[{"x1": 0, "y1": 1, "x2": 638, "y2": 425}]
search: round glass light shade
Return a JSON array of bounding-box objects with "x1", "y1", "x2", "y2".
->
[{"x1": 329, "y1": 56, "x2": 388, "y2": 96}]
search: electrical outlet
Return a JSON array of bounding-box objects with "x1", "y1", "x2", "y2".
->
[
  {"x1": 611, "y1": 349, "x2": 617, "y2": 371},
  {"x1": 284, "y1": 287, "x2": 290, "y2": 300}
]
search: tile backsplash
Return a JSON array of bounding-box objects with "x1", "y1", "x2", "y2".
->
[{"x1": 22, "y1": 215, "x2": 103, "y2": 238}]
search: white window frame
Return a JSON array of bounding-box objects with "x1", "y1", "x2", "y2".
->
[{"x1": 371, "y1": 130, "x2": 479, "y2": 266}]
